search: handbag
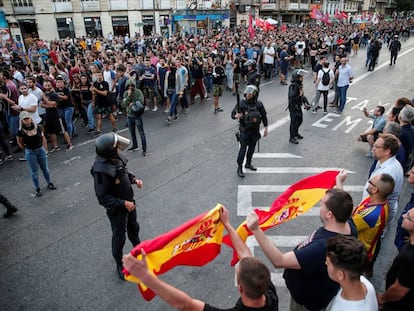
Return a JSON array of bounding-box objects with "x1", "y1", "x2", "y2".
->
[{"x1": 131, "y1": 100, "x2": 144, "y2": 113}]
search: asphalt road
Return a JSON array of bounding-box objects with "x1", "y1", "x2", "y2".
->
[{"x1": 1, "y1": 38, "x2": 414, "y2": 311}]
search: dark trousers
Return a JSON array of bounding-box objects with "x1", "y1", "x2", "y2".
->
[
  {"x1": 289, "y1": 109, "x2": 303, "y2": 139},
  {"x1": 0, "y1": 194, "x2": 13, "y2": 209},
  {"x1": 237, "y1": 130, "x2": 259, "y2": 165},
  {"x1": 390, "y1": 52, "x2": 398, "y2": 64},
  {"x1": 190, "y1": 78, "x2": 205, "y2": 101},
  {"x1": 107, "y1": 210, "x2": 140, "y2": 264}
]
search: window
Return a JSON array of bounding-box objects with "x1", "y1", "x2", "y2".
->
[
  {"x1": 12, "y1": 0, "x2": 33, "y2": 6},
  {"x1": 52, "y1": 0, "x2": 71, "y2": 2}
]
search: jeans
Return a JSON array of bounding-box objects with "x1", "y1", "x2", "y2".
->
[
  {"x1": 6, "y1": 113, "x2": 19, "y2": 137},
  {"x1": 25, "y1": 147, "x2": 51, "y2": 189},
  {"x1": 127, "y1": 116, "x2": 147, "y2": 152},
  {"x1": 338, "y1": 85, "x2": 349, "y2": 112},
  {"x1": 107, "y1": 209, "x2": 140, "y2": 264},
  {"x1": 204, "y1": 75, "x2": 213, "y2": 94},
  {"x1": 86, "y1": 101, "x2": 95, "y2": 129},
  {"x1": 59, "y1": 107, "x2": 74, "y2": 137},
  {"x1": 168, "y1": 91, "x2": 179, "y2": 117}
]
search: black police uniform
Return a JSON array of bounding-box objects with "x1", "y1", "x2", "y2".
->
[
  {"x1": 246, "y1": 69, "x2": 261, "y2": 91},
  {"x1": 288, "y1": 79, "x2": 304, "y2": 144},
  {"x1": 231, "y1": 97, "x2": 268, "y2": 176},
  {"x1": 91, "y1": 152, "x2": 140, "y2": 267}
]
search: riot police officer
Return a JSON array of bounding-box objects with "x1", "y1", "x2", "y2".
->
[
  {"x1": 288, "y1": 69, "x2": 308, "y2": 144},
  {"x1": 244, "y1": 60, "x2": 261, "y2": 92},
  {"x1": 91, "y1": 133, "x2": 143, "y2": 280},
  {"x1": 231, "y1": 85, "x2": 268, "y2": 178}
]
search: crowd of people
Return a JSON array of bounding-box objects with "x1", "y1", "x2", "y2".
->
[{"x1": 0, "y1": 17, "x2": 414, "y2": 311}]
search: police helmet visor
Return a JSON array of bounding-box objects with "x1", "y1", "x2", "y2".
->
[
  {"x1": 114, "y1": 134, "x2": 130, "y2": 152},
  {"x1": 244, "y1": 85, "x2": 258, "y2": 96}
]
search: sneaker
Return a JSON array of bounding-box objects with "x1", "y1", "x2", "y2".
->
[
  {"x1": 50, "y1": 146, "x2": 61, "y2": 153},
  {"x1": 93, "y1": 131, "x2": 102, "y2": 137},
  {"x1": 87, "y1": 128, "x2": 95, "y2": 134},
  {"x1": 184, "y1": 108, "x2": 189, "y2": 114},
  {"x1": 312, "y1": 109, "x2": 316, "y2": 114},
  {"x1": 116, "y1": 263, "x2": 125, "y2": 281},
  {"x1": 47, "y1": 183, "x2": 57, "y2": 190},
  {"x1": 142, "y1": 151, "x2": 146, "y2": 157},
  {"x1": 173, "y1": 116, "x2": 179, "y2": 122},
  {"x1": 144, "y1": 106, "x2": 149, "y2": 111},
  {"x1": 214, "y1": 109, "x2": 218, "y2": 114},
  {"x1": 13, "y1": 147, "x2": 23, "y2": 153},
  {"x1": 324, "y1": 110, "x2": 328, "y2": 114},
  {"x1": 4, "y1": 155, "x2": 13, "y2": 161},
  {"x1": 3, "y1": 206, "x2": 18, "y2": 218},
  {"x1": 19, "y1": 155, "x2": 26, "y2": 161},
  {"x1": 205, "y1": 97, "x2": 211, "y2": 101},
  {"x1": 66, "y1": 145, "x2": 74, "y2": 152},
  {"x1": 152, "y1": 107, "x2": 158, "y2": 112},
  {"x1": 127, "y1": 146, "x2": 139, "y2": 152},
  {"x1": 216, "y1": 107, "x2": 223, "y2": 112},
  {"x1": 165, "y1": 118, "x2": 172, "y2": 125},
  {"x1": 35, "y1": 188, "x2": 43, "y2": 197},
  {"x1": 164, "y1": 109, "x2": 169, "y2": 113}
]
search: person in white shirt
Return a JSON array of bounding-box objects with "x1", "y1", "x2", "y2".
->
[
  {"x1": 325, "y1": 235, "x2": 378, "y2": 311},
  {"x1": 294, "y1": 37, "x2": 306, "y2": 68},
  {"x1": 13, "y1": 83, "x2": 42, "y2": 125},
  {"x1": 263, "y1": 41, "x2": 275, "y2": 80}
]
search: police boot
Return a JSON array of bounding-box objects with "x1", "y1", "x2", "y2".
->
[
  {"x1": 116, "y1": 263, "x2": 125, "y2": 281},
  {"x1": 237, "y1": 165, "x2": 245, "y2": 178},
  {"x1": 2, "y1": 199, "x2": 17, "y2": 218},
  {"x1": 245, "y1": 163, "x2": 257, "y2": 171}
]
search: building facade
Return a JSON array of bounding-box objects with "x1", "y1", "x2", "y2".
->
[{"x1": 1, "y1": 0, "x2": 395, "y2": 46}]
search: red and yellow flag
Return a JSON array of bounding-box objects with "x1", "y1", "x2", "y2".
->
[
  {"x1": 223, "y1": 171, "x2": 340, "y2": 265},
  {"x1": 124, "y1": 204, "x2": 225, "y2": 301}
]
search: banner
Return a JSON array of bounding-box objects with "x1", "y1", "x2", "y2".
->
[
  {"x1": 223, "y1": 171, "x2": 340, "y2": 265},
  {"x1": 124, "y1": 204, "x2": 225, "y2": 300}
]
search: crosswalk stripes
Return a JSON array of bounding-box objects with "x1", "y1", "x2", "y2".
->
[{"x1": 236, "y1": 153, "x2": 364, "y2": 287}]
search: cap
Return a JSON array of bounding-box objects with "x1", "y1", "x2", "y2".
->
[
  {"x1": 394, "y1": 35, "x2": 399, "y2": 38},
  {"x1": 399, "y1": 105, "x2": 414, "y2": 122},
  {"x1": 19, "y1": 111, "x2": 32, "y2": 120},
  {"x1": 56, "y1": 75, "x2": 64, "y2": 81}
]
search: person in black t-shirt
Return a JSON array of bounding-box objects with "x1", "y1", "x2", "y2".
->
[
  {"x1": 16, "y1": 111, "x2": 57, "y2": 197},
  {"x1": 122, "y1": 206, "x2": 279, "y2": 311},
  {"x1": 90, "y1": 71, "x2": 118, "y2": 136}
]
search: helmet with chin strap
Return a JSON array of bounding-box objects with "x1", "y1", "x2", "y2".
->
[
  {"x1": 95, "y1": 133, "x2": 130, "y2": 159},
  {"x1": 291, "y1": 68, "x2": 308, "y2": 82},
  {"x1": 243, "y1": 84, "x2": 259, "y2": 101},
  {"x1": 244, "y1": 59, "x2": 257, "y2": 69}
]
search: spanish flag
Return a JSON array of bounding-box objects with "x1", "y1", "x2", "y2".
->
[
  {"x1": 123, "y1": 204, "x2": 225, "y2": 301},
  {"x1": 223, "y1": 171, "x2": 340, "y2": 266}
]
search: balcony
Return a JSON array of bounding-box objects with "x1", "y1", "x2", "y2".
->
[
  {"x1": 80, "y1": 0, "x2": 101, "y2": 11},
  {"x1": 13, "y1": 6, "x2": 35, "y2": 15},
  {"x1": 53, "y1": 1, "x2": 73, "y2": 12},
  {"x1": 109, "y1": 0, "x2": 128, "y2": 10}
]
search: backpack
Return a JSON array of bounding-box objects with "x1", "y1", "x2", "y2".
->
[{"x1": 321, "y1": 70, "x2": 330, "y2": 86}]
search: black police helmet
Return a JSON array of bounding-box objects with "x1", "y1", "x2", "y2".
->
[
  {"x1": 95, "y1": 133, "x2": 130, "y2": 159},
  {"x1": 291, "y1": 68, "x2": 307, "y2": 82},
  {"x1": 244, "y1": 59, "x2": 257, "y2": 68}
]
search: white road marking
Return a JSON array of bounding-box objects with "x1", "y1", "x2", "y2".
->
[
  {"x1": 253, "y1": 153, "x2": 303, "y2": 159},
  {"x1": 244, "y1": 167, "x2": 354, "y2": 174}
]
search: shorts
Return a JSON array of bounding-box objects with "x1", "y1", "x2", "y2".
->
[
  {"x1": 45, "y1": 116, "x2": 66, "y2": 135},
  {"x1": 295, "y1": 55, "x2": 304, "y2": 62},
  {"x1": 142, "y1": 86, "x2": 155, "y2": 99},
  {"x1": 212, "y1": 85, "x2": 223, "y2": 97},
  {"x1": 234, "y1": 73, "x2": 241, "y2": 84},
  {"x1": 94, "y1": 104, "x2": 112, "y2": 115}
]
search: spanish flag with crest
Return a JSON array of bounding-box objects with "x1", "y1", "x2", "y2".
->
[
  {"x1": 123, "y1": 204, "x2": 225, "y2": 301},
  {"x1": 223, "y1": 170, "x2": 340, "y2": 266}
]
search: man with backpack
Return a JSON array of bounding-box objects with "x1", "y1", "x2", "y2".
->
[
  {"x1": 310, "y1": 56, "x2": 326, "y2": 113},
  {"x1": 314, "y1": 62, "x2": 334, "y2": 114}
]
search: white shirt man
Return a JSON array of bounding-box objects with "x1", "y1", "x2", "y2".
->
[
  {"x1": 263, "y1": 44, "x2": 275, "y2": 65},
  {"x1": 27, "y1": 78, "x2": 45, "y2": 116},
  {"x1": 16, "y1": 84, "x2": 42, "y2": 124}
]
